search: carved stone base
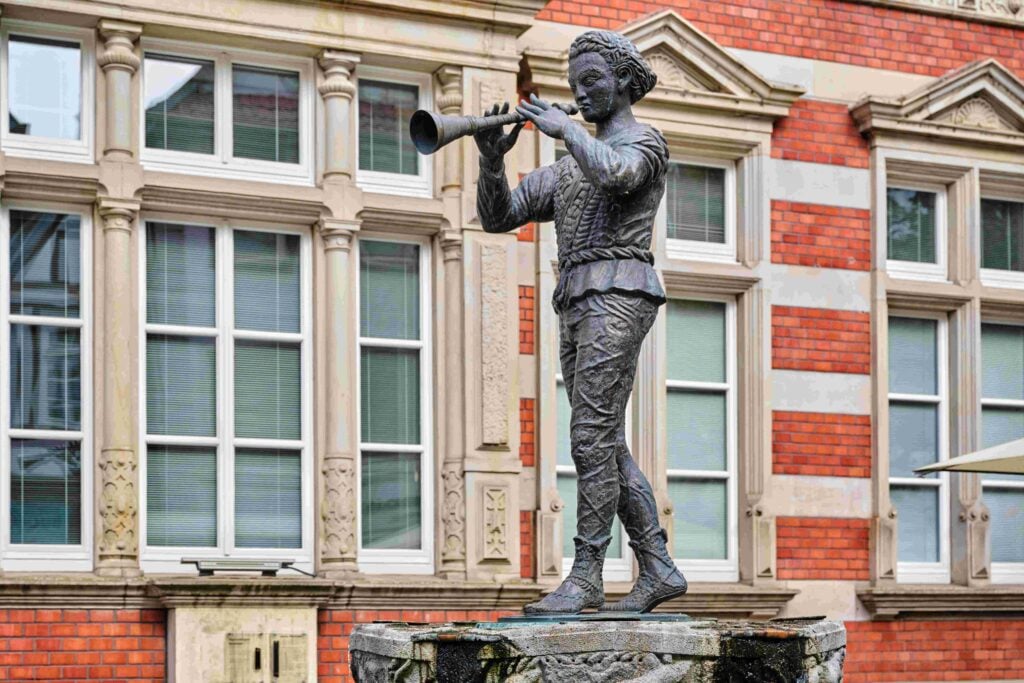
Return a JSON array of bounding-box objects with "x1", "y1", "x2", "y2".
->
[{"x1": 350, "y1": 616, "x2": 845, "y2": 682}]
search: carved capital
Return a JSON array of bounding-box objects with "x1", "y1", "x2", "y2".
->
[
  {"x1": 98, "y1": 200, "x2": 139, "y2": 234},
  {"x1": 97, "y1": 20, "x2": 142, "y2": 74},
  {"x1": 441, "y1": 232, "x2": 463, "y2": 262},
  {"x1": 318, "y1": 50, "x2": 360, "y2": 101},
  {"x1": 435, "y1": 66, "x2": 463, "y2": 114},
  {"x1": 318, "y1": 218, "x2": 359, "y2": 253}
]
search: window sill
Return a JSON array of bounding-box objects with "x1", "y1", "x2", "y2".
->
[{"x1": 858, "y1": 584, "x2": 1024, "y2": 620}]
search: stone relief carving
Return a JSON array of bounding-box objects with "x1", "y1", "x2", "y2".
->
[
  {"x1": 500, "y1": 652, "x2": 702, "y2": 683},
  {"x1": 441, "y1": 462, "x2": 466, "y2": 562},
  {"x1": 480, "y1": 243, "x2": 510, "y2": 446},
  {"x1": 322, "y1": 454, "x2": 357, "y2": 560},
  {"x1": 949, "y1": 97, "x2": 1010, "y2": 129},
  {"x1": 483, "y1": 486, "x2": 509, "y2": 560},
  {"x1": 644, "y1": 50, "x2": 714, "y2": 91},
  {"x1": 98, "y1": 448, "x2": 137, "y2": 556}
]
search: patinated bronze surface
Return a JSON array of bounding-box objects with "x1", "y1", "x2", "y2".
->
[{"x1": 475, "y1": 30, "x2": 687, "y2": 614}]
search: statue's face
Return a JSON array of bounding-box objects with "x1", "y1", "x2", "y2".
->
[{"x1": 568, "y1": 51, "x2": 628, "y2": 123}]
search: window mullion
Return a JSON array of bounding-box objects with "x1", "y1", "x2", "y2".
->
[{"x1": 220, "y1": 223, "x2": 234, "y2": 555}]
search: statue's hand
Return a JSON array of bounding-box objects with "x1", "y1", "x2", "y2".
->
[
  {"x1": 474, "y1": 102, "x2": 525, "y2": 161},
  {"x1": 516, "y1": 94, "x2": 572, "y2": 140}
]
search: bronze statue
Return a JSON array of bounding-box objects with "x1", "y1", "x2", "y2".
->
[{"x1": 474, "y1": 31, "x2": 687, "y2": 615}]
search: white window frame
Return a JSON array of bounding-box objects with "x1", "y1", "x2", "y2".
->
[
  {"x1": 355, "y1": 67, "x2": 433, "y2": 199},
  {"x1": 979, "y1": 318, "x2": 1024, "y2": 584},
  {"x1": 979, "y1": 194, "x2": 1024, "y2": 290},
  {"x1": 885, "y1": 183, "x2": 948, "y2": 282},
  {"x1": 0, "y1": 203, "x2": 93, "y2": 571},
  {"x1": 356, "y1": 234, "x2": 434, "y2": 574},
  {"x1": 555, "y1": 374, "x2": 634, "y2": 583},
  {"x1": 138, "y1": 216, "x2": 313, "y2": 573},
  {"x1": 888, "y1": 311, "x2": 950, "y2": 584},
  {"x1": 0, "y1": 21, "x2": 95, "y2": 164},
  {"x1": 666, "y1": 295, "x2": 739, "y2": 583},
  {"x1": 138, "y1": 38, "x2": 315, "y2": 186},
  {"x1": 663, "y1": 157, "x2": 737, "y2": 264}
]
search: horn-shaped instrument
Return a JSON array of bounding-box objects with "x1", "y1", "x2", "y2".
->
[{"x1": 409, "y1": 103, "x2": 578, "y2": 155}]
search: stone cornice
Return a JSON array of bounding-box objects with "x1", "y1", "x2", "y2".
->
[
  {"x1": 358, "y1": 195, "x2": 448, "y2": 236},
  {"x1": 846, "y1": 0, "x2": 1024, "y2": 30},
  {"x1": 141, "y1": 183, "x2": 325, "y2": 225},
  {"x1": 858, "y1": 585, "x2": 1024, "y2": 620}
]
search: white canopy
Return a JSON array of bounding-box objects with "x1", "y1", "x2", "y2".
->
[{"x1": 916, "y1": 436, "x2": 1024, "y2": 476}]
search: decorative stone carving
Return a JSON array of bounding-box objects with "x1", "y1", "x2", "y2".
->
[
  {"x1": 436, "y1": 66, "x2": 464, "y2": 194},
  {"x1": 441, "y1": 462, "x2": 466, "y2": 562},
  {"x1": 480, "y1": 243, "x2": 510, "y2": 446},
  {"x1": 950, "y1": 97, "x2": 1008, "y2": 129},
  {"x1": 97, "y1": 448, "x2": 138, "y2": 558},
  {"x1": 644, "y1": 49, "x2": 717, "y2": 92},
  {"x1": 322, "y1": 455, "x2": 357, "y2": 561},
  {"x1": 98, "y1": 21, "x2": 142, "y2": 159},
  {"x1": 483, "y1": 486, "x2": 509, "y2": 560},
  {"x1": 97, "y1": 20, "x2": 142, "y2": 74},
  {"x1": 318, "y1": 50, "x2": 361, "y2": 180}
]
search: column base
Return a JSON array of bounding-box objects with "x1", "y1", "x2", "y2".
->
[{"x1": 94, "y1": 563, "x2": 142, "y2": 578}]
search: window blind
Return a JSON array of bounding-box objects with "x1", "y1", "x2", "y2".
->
[
  {"x1": 888, "y1": 316, "x2": 938, "y2": 395},
  {"x1": 358, "y1": 80, "x2": 419, "y2": 175},
  {"x1": 360, "y1": 452, "x2": 421, "y2": 550},
  {"x1": 146, "y1": 335, "x2": 216, "y2": 437},
  {"x1": 235, "y1": 448, "x2": 301, "y2": 548},
  {"x1": 887, "y1": 188, "x2": 937, "y2": 263},
  {"x1": 234, "y1": 341, "x2": 301, "y2": 440},
  {"x1": 232, "y1": 65, "x2": 299, "y2": 164},
  {"x1": 10, "y1": 439, "x2": 81, "y2": 545},
  {"x1": 234, "y1": 231, "x2": 300, "y2": 333},
  {"x1": 666, "y1": 391, "x2": 726, "y2": 472},
  {"x1": 890, "y1": 486, "x2": 939, "y2": 562},
  {"x1": 10, "y1": 211, "x2": 80, "y2": 318},
  {"x1": 146, "y1": 445, "x2": 216, "y2": 547},
  {"x1": 981, "y1": 198, "x2": 1024, "y2": 272},
  {"x1": 146, "y1": 222, "x2": 215, "y2": 327},
  {"x1": 144, "y1": 54, "x2": 215, "y2": 155},
  {"x1": 668, "y1": 479, "x2": 727, "y2": 560},
  {"x1": 360, "y1": 241, "x2": 419, "y2": 340},
  {"x1": 888, "y1": 402, "x2": 939, "y2": 477},
  {"x1": 8, "y1": 34, "x2": 81, "y2": 139},
  {"x1": 666, "y1": 163, "x2": 726, "y2": 243},
  {"x1": 666, "y1": 300, "x2": 725, "y2": 383},
  {"x1": 360, "y1": 348, "x2": 419, "y2": 445}
]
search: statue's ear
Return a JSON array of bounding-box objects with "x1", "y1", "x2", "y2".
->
[{"x1": 616, "y1": 66, "x2": 632, "y2": 94}]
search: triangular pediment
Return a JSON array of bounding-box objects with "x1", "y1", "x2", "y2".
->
[{"x1": 851, "y1": 60, "x2": 1024, "y2": 147}]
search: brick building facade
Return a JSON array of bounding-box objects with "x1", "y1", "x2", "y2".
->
[{"x1": 0, "y1": 0, "x2": 1020, "y2": 681}]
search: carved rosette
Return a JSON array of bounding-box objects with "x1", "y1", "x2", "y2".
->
[
  {"x1": 483, "y1": 487, "x2": 509, "y2": 560},
  {"x1": 98, "y1": 448, "x2": 138, "y2": 558},
  {"x1": 322, "y1": 455, "x2": 358, "y2": 561},
  {"x1": 441, "y1": 463, "x2": 466, "y2": 561}
]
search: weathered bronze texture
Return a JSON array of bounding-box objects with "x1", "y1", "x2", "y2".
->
[{"x1": 470, "y1": 30, "x2": 688, "y2": 614}]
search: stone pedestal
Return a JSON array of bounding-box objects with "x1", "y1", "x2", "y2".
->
[{"x1": 350, "y1": 616, "x2": 845, "y2": 682}]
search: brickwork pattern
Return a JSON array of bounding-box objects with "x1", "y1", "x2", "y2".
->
[
  {"x1": 772, "y1": 306, "x2": 871, "y2": 374},
  {"x1": 776, "y1": 517, "x2": 870, "y2": 580},
  {"x1": 520, "y1": 397, "x2": 535, "y2": 467},
  {"x1": 319, "y1": 609, "x2": 516, "y2": 683},
  {"x1": 845, "y1": 620, "x2": 1024, "y2": 682},
  {"x1": 771, "y1": 100, "x2": 869, "y2": 169},
  {"x1": 773, "y1": 411, "x2": 871, "y2": 478},
  {"x1": 519, "y1": 285, "x2": 535, "y2": 355},
  {"x1": 520, "y1": 510, "x2": 535, "y2": 579},
  {"x1": 0, "y1": 609, "x2": 166, "y2": 682},
  {"x1": 535, "y1": 0, "x2": 1024, "y2": 79},
  {"x1": 771, "y1": 201, "x2": 871, "y2": 271}
]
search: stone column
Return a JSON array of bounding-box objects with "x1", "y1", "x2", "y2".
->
[
  {"x1": 98, "y1": 20, "x2": 142, "y2": 160},
  {"x1": 96, "y1": 200, "x2": 141, "y2": 577},
  {"x1": 435, "y1": 66, "x2": 463, "y2": 196},
  {"x1": 440, "y1": 234, "x2": 467, "y2": 578},
  {"x1": 318, "y1": 220, "x2": 360, "y2": 577},
  {"x1": 318, "y1": 51, "x2": 360, "y2": 181}
]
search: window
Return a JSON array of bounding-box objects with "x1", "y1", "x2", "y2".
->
[
  {"x1": 555, "y1": 375, "x2": 631, "y2": 582},
  {"x1": 981, "y1": 198, "x2": 1024, "y2": 283},
  {"x1": 1, "y1": 207, "x2": 91, "y2": 570},
  {"x1": 356, "y1": 69, "x2": 432, "y2": 198},
  {"x1": 358, "y1": 238, "x2": 432, "y2": 573},
  {"x1": 887, "y1": 315, "x2": 949, "y2": 583},
  {"x1": 886, "y1": 187, "x2": 946, "y2": 280},
  {"x1": 665, "y1": 298, "x2": 737, "y2": 582},
  {"x1": 1, "y1": 22, "x2": 93, "y2": 162},
  {"x1": 140, "y1": 40, "x2": 312, "y2": 184},
  {"x1": 664, "y1": 161, "x2": 735, "y2": 262},
  {"x1": 140, "y1": 220, "x2": 310, "y2": 570},
  {"x1": 980, "y1": 322, "x2": 1024, "y2": 583}
]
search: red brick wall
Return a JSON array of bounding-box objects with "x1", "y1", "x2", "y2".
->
[
  {"x1": 520, "y1": 510, "x2": 535, "y2": 579},
  {"x1": 536, "y1": 0, "x2": 1024, "y2": 80},
  {"x1": 772, "y1": 306, "x2": 871, "y2": 374},
  {"x1": 0, "y1": 608, "x2": 165, "y2": 682},
  {"x1": 773, "y1": 411, "x2": 871, "y2": 478},
  {"x1": 516, "y1": 174, "x2": 537, "y2": 242},
  {"x1": 771, "y1": 100, "x2": 869, "y2": 169},
  {"x1": 776, "y1": 517, "x2": 870, "y2": 580},
  {"x1": 845, "y1": 620, "x2": 1024, "y2": 682},
  {"x1": 519, "y1": 285, "x2": 535, "y2": 355},
  {"x1": 319, "y1": 609, "x2": 516, "y2": 683},
  {"x1": 520, "y1": 397, "x2": 535, "y2": 467},
  {"x1": 771, "y1": 201, "x2": 871, "y2": 271}
]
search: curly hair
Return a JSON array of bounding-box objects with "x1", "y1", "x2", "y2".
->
[{"x1": 568, "y1": 30, "x2": 658, "y2": 104}]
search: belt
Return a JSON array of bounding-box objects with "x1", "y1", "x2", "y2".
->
[{"x1": 553, "y1": 246, "x2": 655, "y2": 311}]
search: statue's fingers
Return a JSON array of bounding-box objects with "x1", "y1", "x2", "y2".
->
[
  {"x1": 500, "y1": 101, "x2": 510, "y2": 115},
  {"x1": 506, "y1": 121, "x2": 527, "y2": 145},
  {"x1": 515, "y1": 104, "x2": 538, "y2": 122},
  {"x1": 530, "y1": 93, "x2": 551, "y2": 110},
  {"x1": 518, "y1": 100, "x2": 542, "y2": 115}
]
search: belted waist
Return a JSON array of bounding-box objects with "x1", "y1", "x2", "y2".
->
[{"x1": 553, "y1": 246, "x2": 657, "y2": 311}]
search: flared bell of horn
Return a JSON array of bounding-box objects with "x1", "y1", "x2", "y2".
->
[{"x1": 409, "y1": 109, "x2": 523, "y2": 155}]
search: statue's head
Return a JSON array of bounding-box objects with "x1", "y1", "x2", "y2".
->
[{"x1": 567, "y1": 31, "x2": 657, "y2": 122}]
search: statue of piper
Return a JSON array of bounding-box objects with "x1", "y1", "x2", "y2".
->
[{"x1": 474, "y1": 31, "x2": 688, "y2": 615}]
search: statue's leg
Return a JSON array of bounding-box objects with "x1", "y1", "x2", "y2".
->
[{"x1": 525, "y1": 294, "x2": 639, "y2": 614}]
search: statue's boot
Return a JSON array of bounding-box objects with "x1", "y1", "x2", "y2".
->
[
  {"x1": 524, "y1": 538, "x2": 607, "y2": 614},
  {"x1": 601, "y1": 529, "x2": 687, "y2": 613}
]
